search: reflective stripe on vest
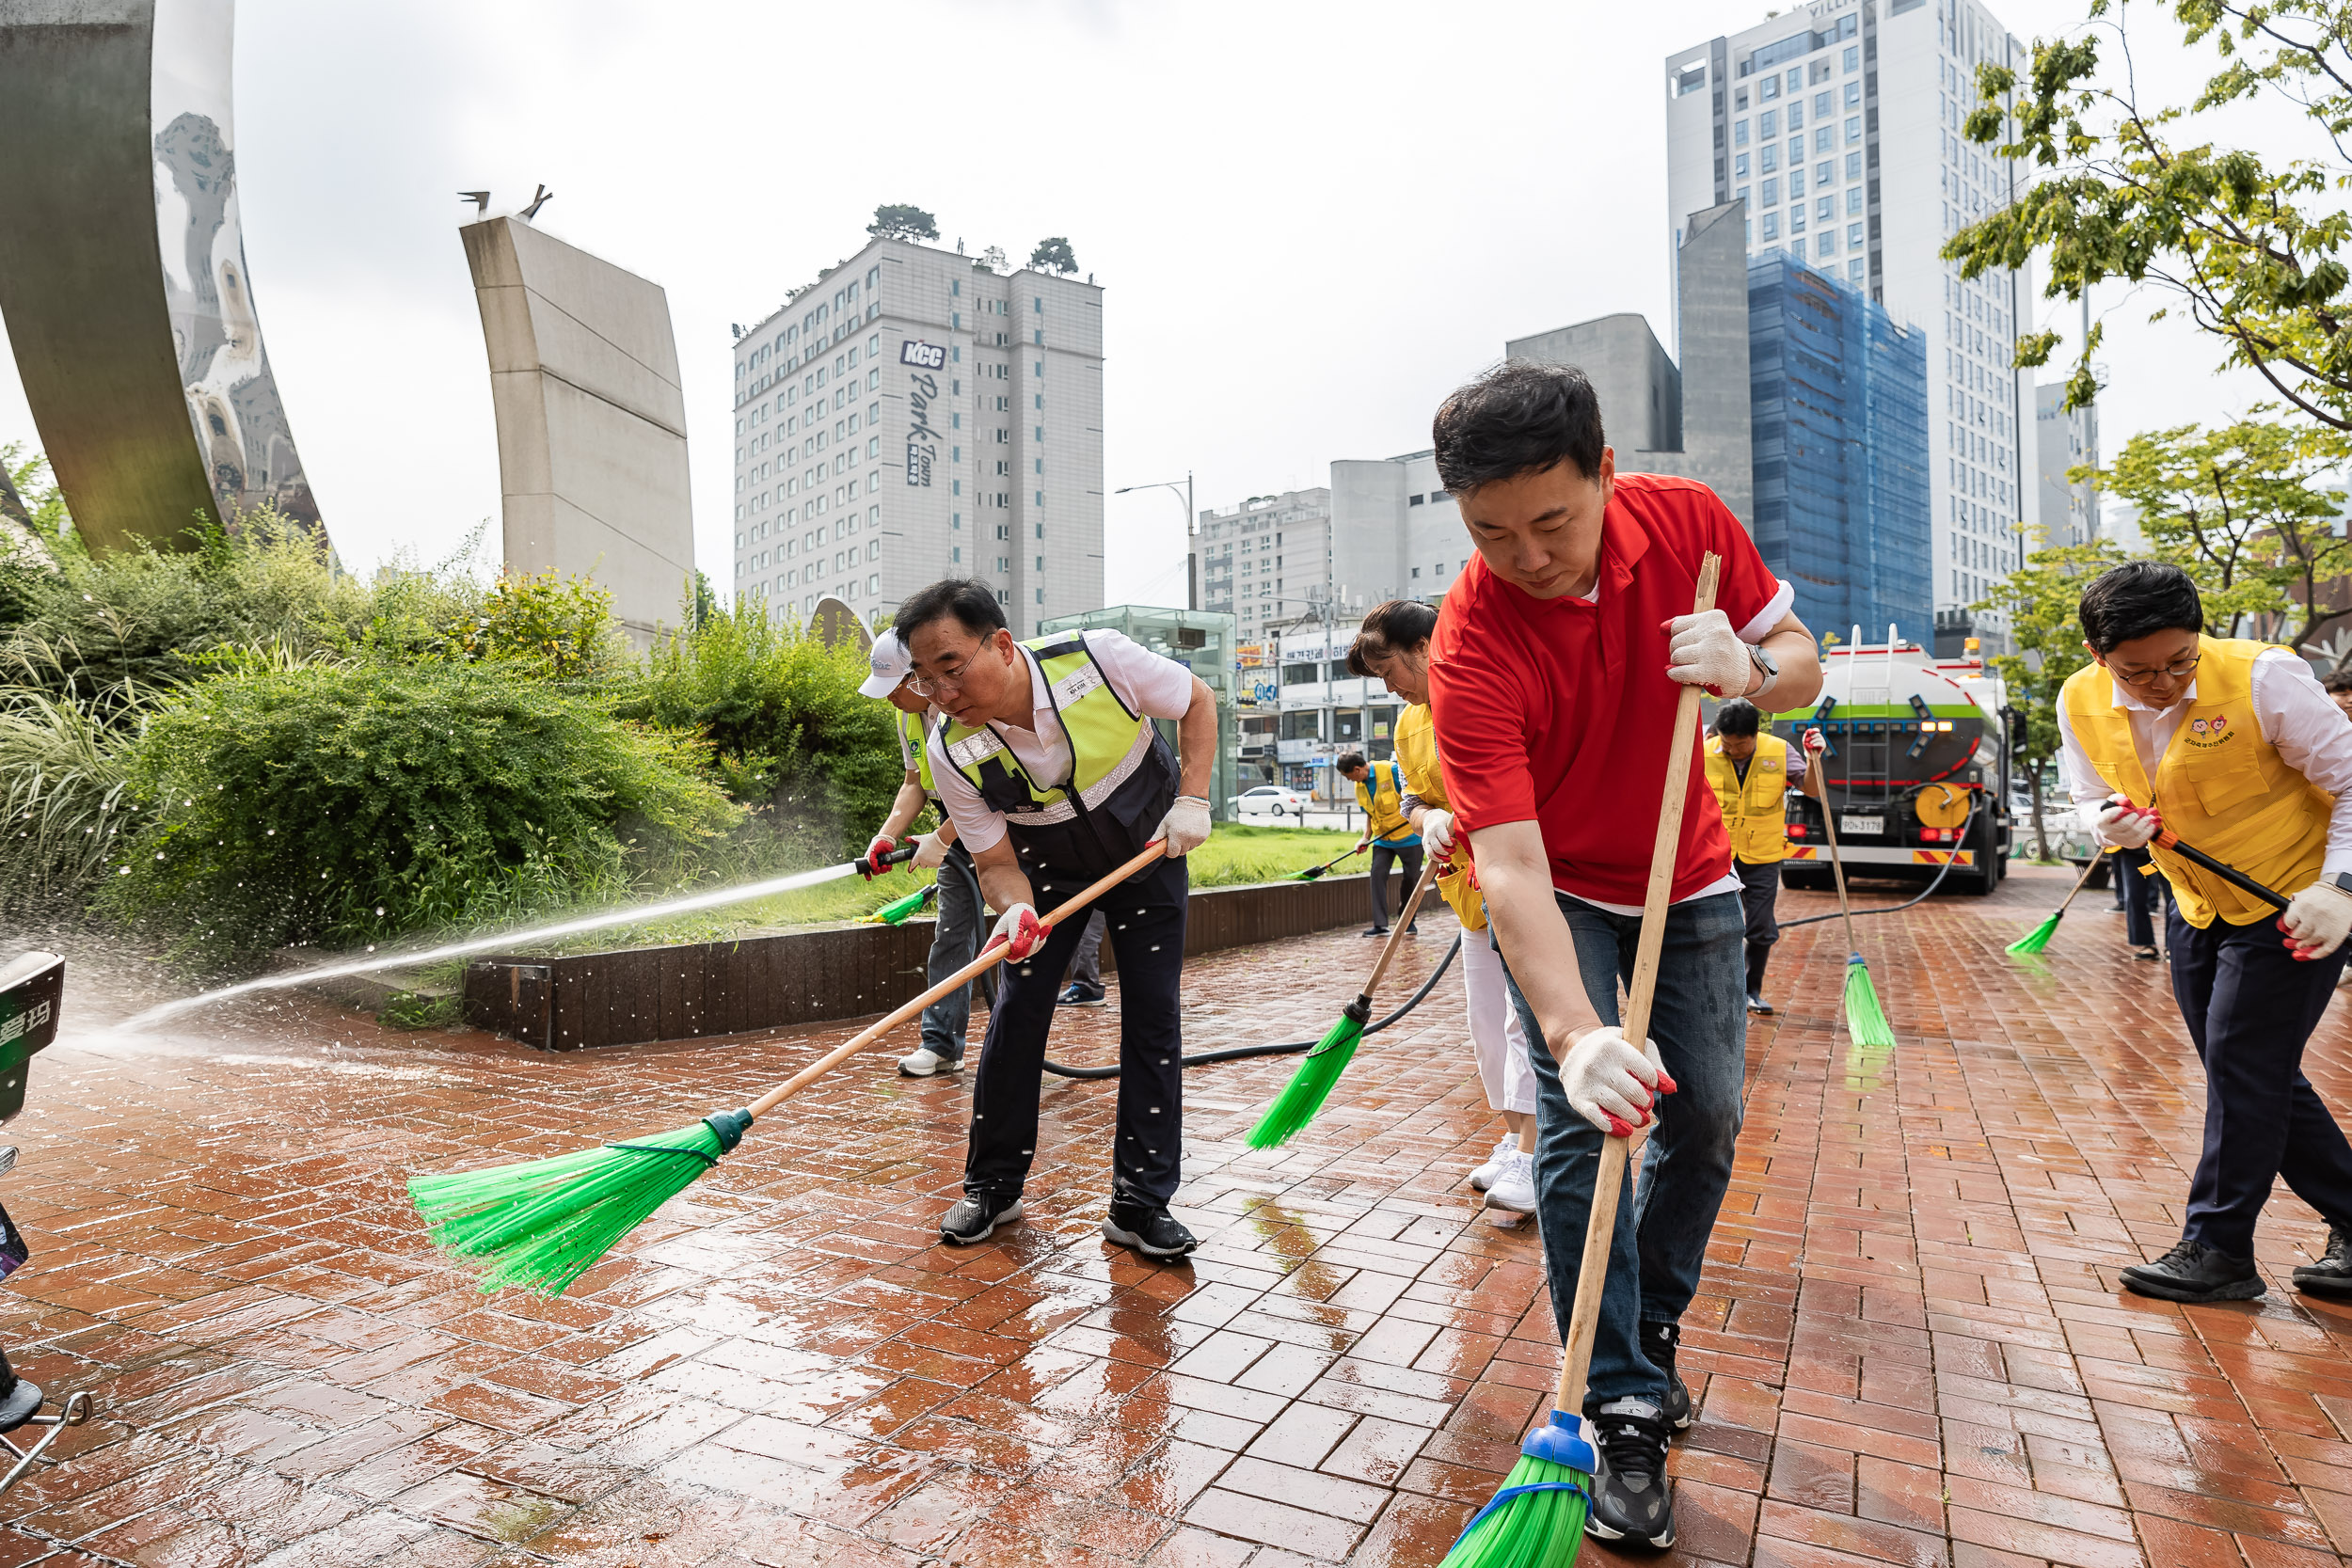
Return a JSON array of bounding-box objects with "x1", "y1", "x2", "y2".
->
[
  {"x1": 2059, "y1": 636, "x2": 2330, "y2": 927},
  {"x1": 941, "y1": 636, "x2": 1154, "y2": 830},
  {"x1": 898, "y1": 705, "x2": 935, "y2": 796},
  {"x1": 1705, "y1": 734, "x2": 1794, "y2": 864}
]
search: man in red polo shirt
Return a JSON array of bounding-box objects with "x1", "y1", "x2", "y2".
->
[{"x1": 1428, "y1": 362, "x2": 1822, "y2": 1551}]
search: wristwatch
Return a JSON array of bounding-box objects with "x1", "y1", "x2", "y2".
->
[
  {"x1": 1745, "y1": 641, "x2": 1780, "y2": 699},
  {"x1": 2327, "y1": 872, "x2": 2352, "y2": 897}
]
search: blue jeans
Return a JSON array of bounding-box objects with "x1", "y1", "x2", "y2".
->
[{"x1": 1502, "y1": 890, "x2": 1747, "y2": 1409}]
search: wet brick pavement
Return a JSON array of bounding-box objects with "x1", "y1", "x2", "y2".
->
[{"x1": 7, "y1": 860, "x2": 2352, "y2": 1566}]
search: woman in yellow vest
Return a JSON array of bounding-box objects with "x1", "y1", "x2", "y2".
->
[
  {"x1": 1340, "y1": 752, "x2": 1422, "y2": 939},
  {"x1": 1349, "y1": 602, "x2": 1537, "y2": 1218},
  {"x1": 2058, "y1": 562, "x2": 2352, "y2": 1305},
  {"x1": 1702, "y1": 699, "x2": 1810, "y2": 1016}
]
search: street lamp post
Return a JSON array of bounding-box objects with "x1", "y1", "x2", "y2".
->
[{"x1": 1115, "y1": 472, "x2": 1196, "y2": 609}]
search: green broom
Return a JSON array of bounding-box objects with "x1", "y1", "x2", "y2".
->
[
  {"x1": 2007, "y1": 851, "x2": 2107, "y2": 956},
  {"x1": 868, "y1": 882, "x2": 938, "y2": 925},
  {"x1": 1247, "y1": 855, "x2": 1442, "y2": 1148},
  {"x1": 409, "y1": 839, "x2": 1170, "y2": 1295},
  {"x1": 1439, "y1": 552, "x2": 1722, "y2": 1568},
  {"x1": 1808, "y1": 750, "x2": 1896, "y2": 1049},
  {"x1": 1290, "y1": 843, "x2": 1368, "y2": 881}
]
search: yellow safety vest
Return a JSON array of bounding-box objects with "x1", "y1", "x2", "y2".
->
[
  {"x1": 1704, "y1": 734, "x2": 1795, "y2": 864},
  {"x1": 1354, "y1": 758, "x2": 1418, "y2": 846},
  {"x1": 1394, "y1": 703, "x2": 1486, "y2": 931},
  {"x1": 897, "y1": 705, "x2": 936, "y2": 796},
  {"x1": 940, "y1": 634, "x2": 1177, "y2": 878},
  {"x1": 2060, "y1": 636, "x2": 2330, "y2": 927}
]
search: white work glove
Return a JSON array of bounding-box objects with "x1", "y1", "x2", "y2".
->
[
  {"x1": 1421, "y1": 808, "x2": 1455, "y2": 856},
  {"x1": 1558, "y1": 1026, "x2": 1677, "y2": 1137},
  {"x1": 2093, "y1": 800, "x2": 2159, "y2": 850},
  {"x1": 1156, "y1": 795, "x2": 1213, "y2": 858},
  {"x1": 983, "y1": 903, "x2": 1046, "y2": 961},
  {"x1": 2281, "y1": 879, "x2": 2352, "y2": 961},
  {"x1": 1663, "y1": 609, "x2": 1753, "y2": 697},
  {"x1": 911, "y1": 832, "x2": 948, "y2": 870}
]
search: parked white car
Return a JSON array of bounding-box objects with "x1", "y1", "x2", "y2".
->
[{"x1": 1230, "y1": 785, "x2": 1315, "y2": 819}]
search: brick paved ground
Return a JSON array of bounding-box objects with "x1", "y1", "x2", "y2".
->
[{"x1": 5, "y1": 861, "x2": 2352, "y2": 1566}]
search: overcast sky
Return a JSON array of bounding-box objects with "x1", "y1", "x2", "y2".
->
[{"x1": 0, "y1": 0, "x2": 2298, "y2": 608}]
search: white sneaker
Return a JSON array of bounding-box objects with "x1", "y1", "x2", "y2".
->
[
  {"x1": 1484, "y1": 1150, "x2": 1536, "y2": 1215},
  {"x1": 1469, "y1": 1136, "x2": 1515, "y2": 1192},
  {"x1": 898, "y1": 1047, "x2": 962, "y2": 1077}
]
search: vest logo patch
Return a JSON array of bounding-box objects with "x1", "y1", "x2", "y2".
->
[{"x1": 2185, "y1": 715, "x2": 2238, "y2": 750}]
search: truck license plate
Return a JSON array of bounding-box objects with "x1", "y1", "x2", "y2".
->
[{"x1": 1839, "y1": 816, "x2": 1883, "y2": 835}]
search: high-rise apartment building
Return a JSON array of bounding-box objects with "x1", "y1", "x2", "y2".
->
[
  {"x1": 728, "y1": 237, "x2": 1104, "y2": 633},
  {"x1": 2035, "y1": 382, "x2": 2099, "y2": 549},
  {"x1": 1667, "y1": 0, "x2": 2039, "y2": 649},
  {"x1": 1189, "y1": 487, "x2": 1334, "y2": 645}
]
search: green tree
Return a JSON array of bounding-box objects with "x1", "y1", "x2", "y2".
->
[
  {"x1": 867, "y1": 204, "x2": 939, "y2": 243},
  {"x1": 2096, "y1": 410, "x2": 2352, "y2": 644},
  {"x1": 1976, "y1": 539, "x2": 2128, "y2": 857},
  {"x1": 1028, "y1": 237, "x2": 1079, "y2": 275},
  {"x1": 1949, "y1": 1, "x2": 2352, "y2": 422}
]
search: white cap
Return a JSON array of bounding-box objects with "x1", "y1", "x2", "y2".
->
[{"x1": 859, "y1": 631, "x2": 913, "y2": 698}]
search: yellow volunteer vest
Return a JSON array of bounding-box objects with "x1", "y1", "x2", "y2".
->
[
  {"x1": 897, "y1": 705, "x2": 936, "y2": 795},
  {"x1": 1354, "y1": 758, "x2": 1416, "y2": 845},
  {"x1": 2059, "y1": 636, "x2": 2331, "y2": 927},
  {"x1": 1394, "y1": 703, "x2": 1486, "y2": 931},
  {"x1": 1704, "y1": 734, "x2": 1795, "y2": 864}
]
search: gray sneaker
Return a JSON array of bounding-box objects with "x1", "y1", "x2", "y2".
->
[{"x1": 898, "y1": 1047, "x2": 962, "y2": 1077}]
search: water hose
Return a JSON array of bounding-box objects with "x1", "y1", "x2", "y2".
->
[
  {"x1": 1040, "y1": 932, "x2": 1465, "y2": 1081},
  {"x1": 1780, "y1": 792, "x2": 1978, "y2": 927}
]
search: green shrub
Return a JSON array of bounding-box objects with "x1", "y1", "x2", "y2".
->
[
  {"x1": 106, "y1": 660, "x2": 739, "y2": 956},
  {"x1": 0, "y1": 661, "x2": 147, "y2": 906},
  {"x1": 620, "y1": 602, "x2": 900, "y2": 849}
]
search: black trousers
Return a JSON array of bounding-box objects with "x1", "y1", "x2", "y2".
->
[
  {"x1": 2165, "y1": 901, "x2": 2352, "y2": 1256},
  {"x1": 2119, "y1": 847, "x2": 2164, "y2": 949},
  {"x1": 1369, "y1": 842, "x2": 1423, "y2": 931},
  {"x1": 1734, "y1": 858, "x2": 1781, "y2": 995},
  {"x1": 965, "y1": 853, "x2": 1188, "y2": 1208}
]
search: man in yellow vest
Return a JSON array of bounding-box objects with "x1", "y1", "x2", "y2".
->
[
  {"x1": 898, "y1": 579, "x2": 1217, "y2": 1260},
  {"x1": 1340, "y1": 752, "x2": 1422, "y2": 938},
  {"x1": 2058, "y1": 562, "x2": 2352, "y2": 1303},
  {"x1": 1703, "y1": 699, "x2": 1808, "y2": 1016},
  {"x1": 857, "y1": 632, "x2": 979, "y2": 1077}
]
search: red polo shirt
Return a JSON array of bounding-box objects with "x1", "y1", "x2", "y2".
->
[{"x1": 1428, "y1": 472, "x2": 1787, "y2": 908}]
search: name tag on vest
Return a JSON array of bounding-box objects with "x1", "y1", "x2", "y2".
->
[{"x1": 1050, "y1": 661, "x2": 1105, "y2": 709}]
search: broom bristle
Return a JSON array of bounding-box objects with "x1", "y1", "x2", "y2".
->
[
  {"x1": 2006, "y1": 911, "x2": 2063, "y2": 955},
  {"x1": 1438, "y1": 1451, "x2": 1592, "y2": 1568},
  {"x1": 1245, "y1": 1002, "x2": 1369, "y2": 1148},
  {"x1": 409, "y1": 1116, "x2": 737, "y2": 1296},
  {"x1": 1843, "y1": 956, "x2": 1896, "y2": 1048}
]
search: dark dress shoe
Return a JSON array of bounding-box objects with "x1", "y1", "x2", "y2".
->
[
  {"x1": 2293, "y1": 1227, "x2": 2352, "y2": 1298},
  {"x1": 1102, "y1": 1202, "x2": 1197, "y2": 1259},
  {"x1": 2120, "y1": 1239, "x2": 2263, "y2": 1302}
]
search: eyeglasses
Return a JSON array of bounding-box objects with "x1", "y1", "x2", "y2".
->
[
  {"x1": 2109, "y1": 653, "x2": 2201, "y2": 688},
  {"x1": 906, "y1": 671, "x2": 962, "y2": 699}
]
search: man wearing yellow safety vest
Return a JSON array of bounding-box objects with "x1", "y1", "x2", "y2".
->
[
  {"x1": 1702, "y1": 699, "x2": 1809, "y2": 1016},
  {"x1": 1348, "y1": 601, "x2": 1538, "y2": 1218},
  {"x1": 2058, "y1": 562, "x2": 2352, "y2": 1303},
  {"x1": 858, "y1": 632, "x2": 981, "y2": 1077},
  {"x1": 1340, "y1": 753, "x2": 1423, "y2": 938},
  {"x1": 898, "y1": 579, "x2": 1218, "y2": 1260}
]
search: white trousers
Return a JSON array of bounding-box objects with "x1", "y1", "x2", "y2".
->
[{"x1": 1460, "y1": 927, "x2": 1537, "y2": 1115}]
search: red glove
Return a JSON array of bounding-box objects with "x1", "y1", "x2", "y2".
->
[
  {"x1": 982, "y1": 904, "x2": 1045, "y2": 961},
  {"x1": 863, "y1": 834, "x2": 900, "y2": 877},
  {"x1": 1803, "y1": 727, "x2": 1826, "y2": 753}
]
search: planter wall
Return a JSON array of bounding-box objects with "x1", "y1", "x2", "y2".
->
[{"x1": 464, "y1": 872, "x2": 1377, "y2": 1050}]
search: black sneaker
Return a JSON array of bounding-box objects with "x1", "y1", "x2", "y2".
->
[
  {"x1": 1583, "y1": 1397, "x2": 1676, "y2": 1548},
  {"x1": 1640, "y1": 1320, "x2": 1692, "y2": 1432},
  {"x1": 2120, "y1": 1238, "x2": 2264, "y2": 1302},
  {"x1": 1360, "y1": 927, "x2": 1388, "y2": 938},
  {"x1": 1102, "y1": 1202, "x2": 1197, "y2": 1260},
  {"x1": 940, "y1": 1193, "x2": 1024, "y2": 1246},
  {"x1": 1746, "y1": 992, "x2": 1773, "y2": 1016},
  {"x1": 1057, "y1": 982, "x2": 1106, "y2": 1006},
  {"x1": 2293, "y1": 1227, "x2": 2352, "y2": 1298}
]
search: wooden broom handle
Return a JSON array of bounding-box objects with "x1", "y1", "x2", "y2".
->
[
  {"x1": 1815, "y1": 775, "x2": 1862, "y2": 954},
  {"x1": 746, "y1": 839, "x2": 1170, "y2": 1117},
  {"x1": 1554, "y1": 552, "x2": 1721, "y2": 1417},
  {"x1": 1360, "y1": 856, "x2": 1444, "y2": 998}
]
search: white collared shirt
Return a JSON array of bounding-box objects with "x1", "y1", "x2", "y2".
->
[
  {"x1": 2057, "y1": 647, "x2": 2352, "y2": 879},
  {"x1": 929, "y1": 629, "x2": 1199, "y2": 853}
]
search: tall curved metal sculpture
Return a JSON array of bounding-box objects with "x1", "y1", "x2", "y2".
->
[{"x1": 0, "y1": 0, "x2": 320, "y2": 553}]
